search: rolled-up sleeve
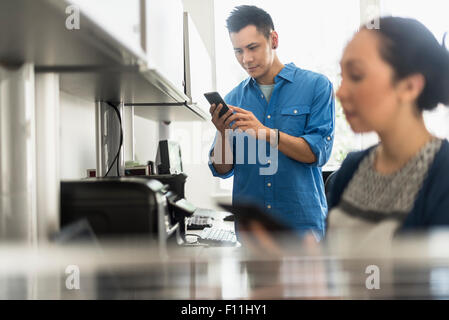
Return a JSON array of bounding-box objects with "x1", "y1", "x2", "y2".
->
[
  {"x1": 208, "y1": 131, "x2": 235, "y2": 179},
  {"x1": 301, "y1": 76, "x2": 335, "y2": 167}
]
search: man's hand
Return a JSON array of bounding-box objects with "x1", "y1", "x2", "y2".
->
[
  {"x1": 209, "y1": 103, "x2": 239, "y2": 134},
  {"x1": 209, "y1": 103, "x2": 238, "y2": 175},
  {"x1": 230, "y1": 106, "x2": 270, "y2": 140}
]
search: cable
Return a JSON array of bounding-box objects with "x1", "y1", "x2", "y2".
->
[{"x1": 103, "y1": 101, "x2": 123, "y2": 177}]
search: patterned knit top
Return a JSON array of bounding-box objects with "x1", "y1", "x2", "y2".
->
[{"x1": 329, "y1": 137, "x2": 443, "y2": 229}]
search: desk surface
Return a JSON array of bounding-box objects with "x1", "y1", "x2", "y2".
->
[{"x1": 2, "y1": 228, "x2": 449, "y2": 299}]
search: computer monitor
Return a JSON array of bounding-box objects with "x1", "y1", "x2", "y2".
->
[{"x1": 155, "y1": 140, "x2": 183, "y2": 174}]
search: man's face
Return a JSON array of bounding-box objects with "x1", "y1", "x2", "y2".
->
[{"x1": 229, "y1": 25, "x2": 275, "y2": 81}]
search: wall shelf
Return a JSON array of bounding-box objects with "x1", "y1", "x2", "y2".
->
[{"x1": 0, "y1": 0, "x2": 207, "y2": 121}]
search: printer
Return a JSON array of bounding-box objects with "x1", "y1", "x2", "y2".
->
[{"x1": 60, "y1": 177, "x2": 194, "y2": 247}]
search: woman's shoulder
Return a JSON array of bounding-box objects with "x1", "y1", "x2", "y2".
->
[
  {"x1": 407, "y1": 139, "x2": 449, "y2": 228},
  {"x1": 437, "y1": 138, "x2": 449, "y2": 158},
  {"x1": 427, "y1": 139, "x2": 449, "y2": 184},
  {"x1": 328, "y1": 146, "x2": 376, "y2": 208},
  {"x1": 339, "y1": 146, "x2": 376, "y2": 174}
]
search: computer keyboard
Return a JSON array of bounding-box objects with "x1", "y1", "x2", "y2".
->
[
  {"x1": 199, "y1": 227, "x2": 237, "y2": 246},
  {"x1": 186, "y1": 215, "x2": 213, "y2": 230}
]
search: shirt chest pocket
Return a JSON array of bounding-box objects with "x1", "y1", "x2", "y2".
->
[{"x1": 278, "y1": 105, "x2": 310, "y2": 136}]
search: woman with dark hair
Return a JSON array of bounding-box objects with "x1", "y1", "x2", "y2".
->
[{"x1": 328, "y1": 16, "x2": 449, "y2": 242}]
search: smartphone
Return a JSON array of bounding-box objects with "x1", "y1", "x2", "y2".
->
[
  {"x1": 204, "y1": 92, "x2": 230, "y2": 118},
  {"x1": 218, "y1": 202, "x2": 293, "y2": 233}
]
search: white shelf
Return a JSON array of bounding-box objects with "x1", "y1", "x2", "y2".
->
[{"x1": 0, "y1": 0, "x2": 207, "y2": 121}]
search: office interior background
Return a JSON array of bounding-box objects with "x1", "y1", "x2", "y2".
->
[
  {"x1": 54, "y1": 0, "x2": 449, "y2": 211},
  {"x1": 1, "y1": 0, "x2": 449, "y2": 300}
]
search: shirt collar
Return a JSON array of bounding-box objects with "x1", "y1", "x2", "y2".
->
[
  {"x1": 276, "y1": 62, "x2": 295, "y2": 83},
  {"x1": 243, "y1": 62, "x2": 296, "y2": 88}
]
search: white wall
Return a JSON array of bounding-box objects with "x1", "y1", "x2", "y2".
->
[
  {"x1": 170, "y1": 120, "x2": 225, "y2": 210},
  {"x1": 134, "y1": 115, "x2": 159, "y2": 165},
  {"x1": 59, "y1": 1, "x2": 222, "y2": 210},
  {"x1": 59, "y1": 93, "x2": 160, "y2": 179},
  {"x1": 170, "y1": 0, "x2": 230, "y2": 210},
  {"x1": 58, "y1": 91, "x2": 220, "y2": 210},
  {"x1": 59, "y1": 92, "x2": 96, "y2": 179}
]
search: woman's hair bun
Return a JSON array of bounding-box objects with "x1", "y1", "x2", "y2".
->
[{"x1": 370, "y1": 17, "x2": 449, "y2": 111}]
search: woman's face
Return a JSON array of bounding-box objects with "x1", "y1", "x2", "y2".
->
[{"x1": 336, "y1": 29, "x2": 403, "y2": 134}]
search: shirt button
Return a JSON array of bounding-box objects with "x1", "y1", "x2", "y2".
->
[
  {"x1": 293, "y1": 109, "x2": 298, "y2": 114},
  {"x1": 327, "y1": 136, "x2": 331, "y2": 141},
  {"x1": 267, "y1": 115, "x2": 271, "y2": 119},
  {"x1": 267, "y1": 183, "x2": 271, "y2": 187},
  {"x1": 267, "y1": 160, "x2": 271, "y2": 164},
  {"x1": 261, "y1": 94, "x2": 264, "y2": 99},
  {"x1": 267, "y1": 204, "x2": 271, "y2": 209}
]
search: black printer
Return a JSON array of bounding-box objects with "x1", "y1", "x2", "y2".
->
[{"x1": 60, "y1": 177, "x2": 193, "y2": 245}]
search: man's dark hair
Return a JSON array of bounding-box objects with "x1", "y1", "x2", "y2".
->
[{"x1": 226, "y1": 5, "x2": 275, "y2": 39}]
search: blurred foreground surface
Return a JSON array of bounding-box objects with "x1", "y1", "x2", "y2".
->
[{"x1": 2, "y1": 228, "x2": 449, "y2": 299}]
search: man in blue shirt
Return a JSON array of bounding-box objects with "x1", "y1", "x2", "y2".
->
[{"x1": 208, "y1": 5, "x2": 335, "y2": 239}]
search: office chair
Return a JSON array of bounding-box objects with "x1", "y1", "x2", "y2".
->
[
  {"x1": 324, "y1": 169, "x2": 339, "y2": 234},
  {"x1": 324, "y1": 170, "x2": 338, "y2": 205}
]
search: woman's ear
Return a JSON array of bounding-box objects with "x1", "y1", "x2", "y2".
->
[{"x1": 398, "y1": 73, "x2": 425, "y2": 105}]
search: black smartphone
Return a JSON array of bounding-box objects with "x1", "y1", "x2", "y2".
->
[
  {"x1": 204, "y1": 92, "x2": 230, "y2": 118},
  {"x1": 218, "y1": 202, "x2": 293, "y2": 233}
]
